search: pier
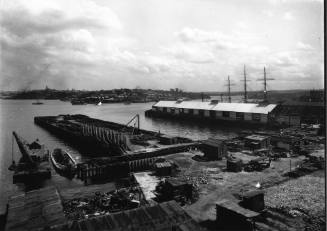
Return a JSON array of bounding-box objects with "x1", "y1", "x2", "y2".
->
[{"x1": 34, "y1": 114, "x2": 193, "y2": 156}]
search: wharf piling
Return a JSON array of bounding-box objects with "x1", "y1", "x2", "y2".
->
[{"x1": 76, "y1": 142, "x2": 197, "y2": 183}]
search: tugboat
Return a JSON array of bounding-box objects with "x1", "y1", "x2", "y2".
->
[{"x1": 50, "y1": 148, "x2": 77, "y2": 176}]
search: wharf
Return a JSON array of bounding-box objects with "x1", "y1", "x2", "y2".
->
[
  {"x1": 75, "y1": 142, "x2": 198, "y2": 183},
  {"x1": 34, "y1": 114, "x2": 193, "y2": 156}
]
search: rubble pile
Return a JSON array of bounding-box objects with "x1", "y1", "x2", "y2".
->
[
  {"x1": 63, "y1": 188, "x2": 141, "y2": 220},
  {"x1": 265, "y1": 175, "x2": 324, "y2": 219}
]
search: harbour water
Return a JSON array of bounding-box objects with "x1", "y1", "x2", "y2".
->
[{"x1": 0, "y1": 99, "x2": 239, "y2": 213}]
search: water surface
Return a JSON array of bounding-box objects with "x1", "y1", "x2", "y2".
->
[{"x1": 0, "y1": 99, "x2": 238, "y2": 213}]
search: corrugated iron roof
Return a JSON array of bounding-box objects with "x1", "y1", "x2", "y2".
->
[
  {"x1": 48, "y1": 201, "x2": 203, "y2": 231},
  {"x1": 153, "y1": 101, "x2": 277, "y2": 114},
  {"x1": 202, "y1": 138, "x2": 225, "y2": 147},
  {"x1": 216, "y1": 199, "x2": 260, "y2": 218}
]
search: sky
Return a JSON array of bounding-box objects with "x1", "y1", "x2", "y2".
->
[{"x1": 0, "y1": 0, "x2": 324, "y2": 91}]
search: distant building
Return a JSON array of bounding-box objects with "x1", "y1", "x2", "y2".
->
[
  {"x1": 272, "y1": 102, "x2": 325, "y2": 125},
  {"x1": 149, "y1": 100, "x2": 277, "y2": 124},
  {"x1": 147, "y1": 99, "x2": 324, "y2": 126}
]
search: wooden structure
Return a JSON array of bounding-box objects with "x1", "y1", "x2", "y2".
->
[
  {"x1": 201, "y1": 138, "x2": 227, "y2": 160},
  {"x1": 239, "y1": 190, "x2": 265, "y2": 212},
  {"x1": 227, "y1": 157, "x2": 243, "y2": 172},
  {"x1": 271, "y1": 135, "x2": 302, "y2": 151},
  {"x1": 154, "y1": 161, "x2": 173, "y2": 176},
  {"x1": 216, "y1": 199, "x2": 260, "y2": 231},
  {"x1": 5, "y1": 187, "x2": 66, "y2": 231},
  {"x1": 159, "y1": 134, "x2": 178, "y2": 145},
  {"x1": 49, "y1": 201, "x2": 203, "y2": 231},
  {"x1": 244, "y1": 135, "x2": 270, "y2": 150},
  {"x1": 156, "y1": 178, "x2": 193, "y2": 202}
]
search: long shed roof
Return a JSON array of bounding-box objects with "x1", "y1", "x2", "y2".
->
[{"x1": 154, "y1": 101, "x2": 277, "y2": 114}]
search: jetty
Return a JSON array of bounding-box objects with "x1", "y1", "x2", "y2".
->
[{"x1": 34, "y1": 114, "x2": 195, "y2": 157}]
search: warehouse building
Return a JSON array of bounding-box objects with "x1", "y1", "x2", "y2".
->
[{"x1": 150, "y1": 100, "x2": 277, "y2": 124}]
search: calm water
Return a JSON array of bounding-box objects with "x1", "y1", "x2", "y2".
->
[{"x1": 0, "y1": 99, "x2": 239, "y2": 213}]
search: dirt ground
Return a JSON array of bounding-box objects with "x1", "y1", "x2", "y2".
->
[{"x1": 164, "y1": 149, "x2": 324, "y2": 223}]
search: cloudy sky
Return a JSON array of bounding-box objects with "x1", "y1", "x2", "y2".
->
[{"x1": 0, "y1": 0, "x2": 324, "y2": 91}]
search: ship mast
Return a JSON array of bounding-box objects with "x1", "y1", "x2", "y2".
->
[
  {"x1": 263, "y1": 67, "x2": 267, "y2": 101},
  {"x1": 242, "y1": 65, "x2": 250, "y2": 103},
  {"x1": 257, "y1": 66, "x2": 275, "y2": 102},
  {"x1": 228, "y1": 76, "x2": 231, "y2": 103},
  {"x1": 225, "y1": 76, "x2": 235, "y2": 103}
]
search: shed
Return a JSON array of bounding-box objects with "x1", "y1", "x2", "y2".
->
[
  {"x1": 216, "y1": 199, "x2": 260, "y2": 230},
  {"x1": 271, "y1": 135, "x2": 302, "y2": 151},
  {"x1": 244, "y1": 135, "x2": 270, "y2": 150},
  {"x1": 239, "y1": 190, "x2": 265, "y2": 212},
  {"x1": 154, "y1": 161, "x2": 173, "y2": 176},
  {"x1": 156, "y1": 178, "x2": 193, "y2": 201},
  {"x1": 201, "y1": 138, "x2": 227, "y2": 160},
  {"x1": 227, "y1": 157, "x2": 243, "y2": 172}
]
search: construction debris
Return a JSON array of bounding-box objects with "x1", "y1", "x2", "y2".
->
[{"x1": 63, "y1": 187, "x2": 143, "y2": 221}]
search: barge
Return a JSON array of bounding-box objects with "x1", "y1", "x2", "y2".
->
[{"x1": 9, "y1": 131, "x2": 51, "y2": 184}]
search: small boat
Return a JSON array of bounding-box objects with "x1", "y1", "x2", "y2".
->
[
  {"x1": 32, "y1": 100, "x2": 43, "y2": 105},
  {"x1": 50, "y1": 148, "x2": 76, "y2": 176},
  {"x1": 97, "y1": 101, "x2": 102, "y2": 106},
  {"x1": 71, "y1": 99, "x2": 86, "y2": 105}
]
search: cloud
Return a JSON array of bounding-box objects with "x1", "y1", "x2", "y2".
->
[
  {"x1": 270, "y1": 52, "x2": 299, "y2": 67},
  {"x1": 0, "y1": 1, "x2": 323, "y2": 91},
  {"x1": 283, "y1": 12, "x2": 295, "y2": 20},
  {"x1": 0, "y1": 0, "x2": 124, "y2": 90},
  {"x1": 1, "y1": 0, "x2": 122, "y2": 38},
  {"x1": 296, "y1": 42, "x2": 314, "y2": 50},
  {"x1": 262, "y1": 10, "x2": 274, "y2": 17}
]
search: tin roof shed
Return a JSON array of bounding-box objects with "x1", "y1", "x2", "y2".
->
[{"x1": 153, "y1": 101, "x2": 277, "y2": 115}]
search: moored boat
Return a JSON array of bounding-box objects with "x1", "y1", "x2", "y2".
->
[
  {"x1": 32, "y1": 99, "x2": 44, "y2": 105},
  {"x1": 51, "y1": 148, "x2": 76, "y2": 176}
]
